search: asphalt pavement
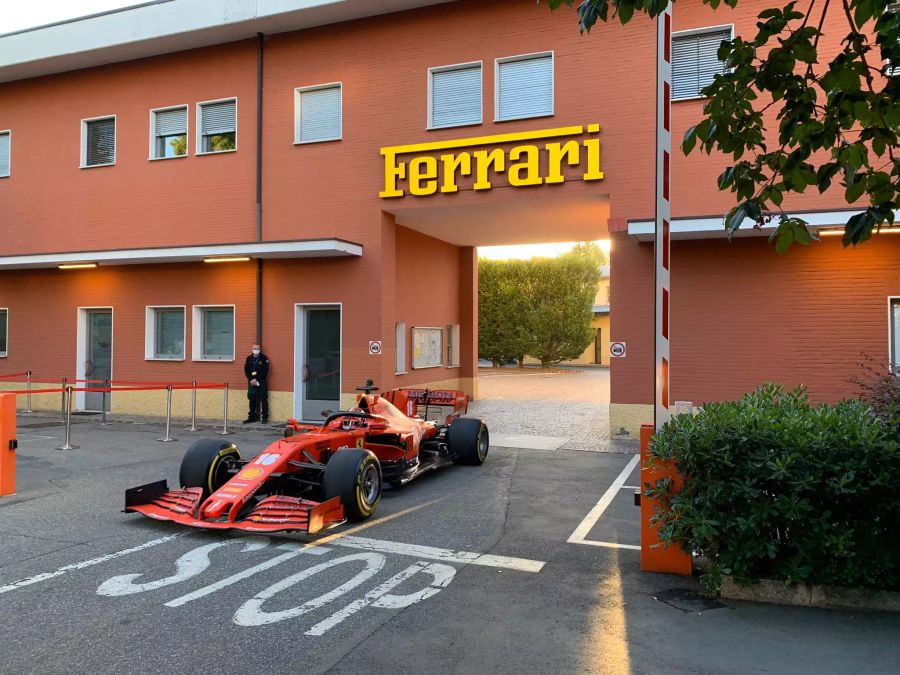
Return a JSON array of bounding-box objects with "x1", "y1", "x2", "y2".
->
[{"x1": 0, "y1": 414, "x2": 898, "y2": 674}]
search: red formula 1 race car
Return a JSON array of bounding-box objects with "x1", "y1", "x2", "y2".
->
[{"x1": 124, "y1": 382, "x2": 488, "y2": 535}]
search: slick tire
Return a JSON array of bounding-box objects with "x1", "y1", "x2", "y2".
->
[
  {"x1": 323, "y1": 449, "x2": 382, "y2": 522},
  {"x1": 180, "y1": 439, "x2": 242, "y2": 499},
  {"x1": 448, "y1": 418, "x2": 489, "y2": 466}
]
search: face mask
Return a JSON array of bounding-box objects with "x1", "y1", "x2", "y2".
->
[{"x1": 252, "y1": 349, "x2": 260, "y2": 356}]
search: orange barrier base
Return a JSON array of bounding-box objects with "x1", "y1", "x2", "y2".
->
[
  {"x1": 0, "y1": 393, "x2": 16, "y2": 496},
  {"x1": 639, "y1": 422, "x2": 692, "y2": 575}
]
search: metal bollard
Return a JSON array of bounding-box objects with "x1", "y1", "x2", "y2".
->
[
  {"x1": 60, "y1": 377, "x2": 68, "y2": 420},
  {"x1": 157, "y1": 385, "x2": 177, "y2": 442},
  {"x1": 100, "y1": 379, "x2": 110, "y2": 425},
  {"x1": 185, "y1": 380, "x2": 199, "y2": 432},
  {"x1": 217, "y1": 384, "x2": 232, "y2": 435},
  {"x1": 24, "y1": 371, "x2": 33, "y2": 413},
  {"x1": 56, "y1": 386, "x2": 79, "y2": 450}
]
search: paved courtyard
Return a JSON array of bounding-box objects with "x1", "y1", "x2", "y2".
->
[
  {"x1": 1, "y1": 413, "x2": 897, "y2": 674},
  {"x1": 471, "y1": 366, "x2": 615, "y2": 452}
]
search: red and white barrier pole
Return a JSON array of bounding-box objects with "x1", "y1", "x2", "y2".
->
[{"x1": 655, "y1": 3, "x2": 672, "y2": 433}]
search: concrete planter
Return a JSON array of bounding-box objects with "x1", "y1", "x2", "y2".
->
[{"x1": 721, "y1": 576, "x2": 900, "y2": 612}]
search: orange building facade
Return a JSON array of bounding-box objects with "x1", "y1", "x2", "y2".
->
[{"x1": 0, "y1": 0, "x2": 897, "y2": 430}]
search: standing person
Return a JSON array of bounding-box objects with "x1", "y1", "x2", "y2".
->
[{"x1": 243, "y1": 343, "x2": 270, "y2": 424}]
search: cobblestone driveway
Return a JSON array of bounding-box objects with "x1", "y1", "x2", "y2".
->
[{"x1": 469, "y1": 367, "x2": 613, "y2": 452}]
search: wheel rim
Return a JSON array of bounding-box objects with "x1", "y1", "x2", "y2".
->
[
  {"x1": 360, "y1": 462, "x2": 380, "y2": 506},
  {"x1": 478, "y1": 429, "x2": 489, "y2": 459},
  {"x1": 212, "y1": 453, "x2": 238, "y2": 490}
]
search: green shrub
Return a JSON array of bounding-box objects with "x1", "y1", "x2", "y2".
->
[{"x1": 648, "y1": 383, "x2": 900, "y2": 593}]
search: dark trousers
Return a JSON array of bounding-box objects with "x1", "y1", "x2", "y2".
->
[{"x1": 248, "y1": 382, "x2": 269, "y2": 420}]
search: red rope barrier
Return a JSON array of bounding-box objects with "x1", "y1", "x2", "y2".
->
[
  {"x1": 0, "y1": 371, "x2": 29, "y2": 380},
  {"x1": 2, "y1": 383, "x2": 227, "y2": 396}
]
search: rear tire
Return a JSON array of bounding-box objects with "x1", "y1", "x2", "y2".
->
[
  {"x1": 179, "y1": 439, "x2": 241, "y2": 499},
  {"x1": 449, "y1": 418, "x2": 489, "y2": 465},
  {"x1": 324, "y1": 449, "x2": 382, "y2": 521}
]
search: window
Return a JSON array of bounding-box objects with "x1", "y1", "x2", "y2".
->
[
  {"x1": 395, "y1": 321, "x2": 407, "y2": 374},
  {"x1": 81, "y1": 116, "x2": 116, "y2": 167},
  {"x1": 429, "y1": 62, "x2": 482, "y2": 129},
  {"x1": 891, "y1": 298, "x2": 900, "y2": 371},
  {"x1": 151, "y1": 106, "x2": 188, "y2": 159},
  {"x1": 192, "y1": 306, "x2": 235, "y2": 360},
  {"x1": 495, "y1": 52, "x2": 554, "y2": 122},
  {"x1": 294, "y1": 84, "x2": 342, "y2": 144},
  {"x1": 0, "y1": 309, "x2": 7, "y2": 357},
  {"x1": 197, "y1": 99, "x2": 237, "y2": 153},
  {"x1": 0, "y1": 131, "x2": 9, "y2": 177},
  {"x1": 446, "y1": 324, "x2": 460, "y2": 367},
  {"x1": 672, "y1": 26, "x2": 732, "y2": 100},
  {"x1": 145, "y1": 307, "x2": 185, "y2": 360}
]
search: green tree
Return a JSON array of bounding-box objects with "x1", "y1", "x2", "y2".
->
[
  {"x1": 478, "y1": 258, "x2": 533, "y2": 365},
  {"x1": 546, "y1": 0, "x2": 900, "y2": 250}
]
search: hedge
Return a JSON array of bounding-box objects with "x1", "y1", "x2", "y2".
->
[{"x1": 648, "y1": 384, "x2": 900, "y2": 593}]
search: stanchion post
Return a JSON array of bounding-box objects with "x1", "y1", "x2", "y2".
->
[
  {"x1": 0, "y1": 392, "x2": 16, "y2": 496},
  {"x1": 56, "y1": 386, "x2": 79, "y2": 451},
  {"x1": 217, "y1": 383, "x2": 232, "y2": 435},
  {"x1": 60, "y1": 377, "x2": 68, "y2": 420},
  {"x1": 185, "y1": 380, "x2": 199, "y2": 432},
  {"x1": 158, "y1": 385, "x2": 177, "y2": 442},
  {"x1": 100, "y1": 379, "x2": 110, "y2": 426},
  {"x1": 24, "y1": 371, "x2": 33, "y2": 414}
]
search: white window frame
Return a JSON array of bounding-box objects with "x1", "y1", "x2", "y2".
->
[
  {"x1": 293, "y1": 82, "x2": 343, "y2": 145},
  {"x1": 80, "y1": 114, "x2": 117, "y2": 168},
  {"x1": 446, "y1": 323, "x2": 461, "y2": 368},
  {"x1": 192, "y1": 304, "x2": 236, "y2": 361},
  {"x1": 494, "y1": 51, "x2": 555, "y2": 123},
  {"x1": 145, "y1": 306, "x2": 186, "y2": 361},
  {"x1": 0, "y1": 130, "x2": 10, "y2": 178},
  {"x1": 0, "y1": 308, "x2": 7, "y2": 357},
  {"x1": 671, "y1": 24, "x2": 735, "y2": 102},
  {"x1": 149, "y1": 104, "x2": 189, "y2": 160},
  {"x1": 427, "y1": 61, "x2": 483, "y2": 130},
  {"x1": 395, "y1": 321, "x2": 407, "y2": 375},
  {"x1": 890, "y1": 296, "x2": 900, "y2": 372},
  {"x1": 196, "y1": 97, "x2": 238, "y2": 156}
]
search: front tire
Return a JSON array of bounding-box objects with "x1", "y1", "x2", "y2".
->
[
  {"x1": 448, "y1": 418, "x2": 489, "y2": 465},
  {"x1": 323, "y1": 449, "x2": 382, "y2": 521},
  {"x1": 179, "y1": 439, "x2": 241, "y2": 499}
]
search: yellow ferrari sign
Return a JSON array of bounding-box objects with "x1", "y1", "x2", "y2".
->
[{"x1": 380, "y1": 125, "x2": 604, "y2": 198}]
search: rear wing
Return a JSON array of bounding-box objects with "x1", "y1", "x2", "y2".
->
[{"x1": 381, "y1": 388, "x2": 469, "y2": 424}]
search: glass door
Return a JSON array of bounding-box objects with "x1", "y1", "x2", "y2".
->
[
  {"x1": 302, "y1": 307, "x2": 341, "y2": 420},
  {"x1": 85, "y1": 310, "x2": 112, "y2": 411}
]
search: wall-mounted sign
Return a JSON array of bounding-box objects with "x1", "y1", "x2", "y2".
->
[
  {"x1": 368, "y1": 341, "x2": 382, "y2": 355},
  {"x1": 380, "y1": 125, "x2": 604, "y2": 198},
  {"x1": 411, "y1": 327, "x2": 443, "y2": 369},
  {"x1": 610, "y1": 341, "x2": 627, "y2": 358}
]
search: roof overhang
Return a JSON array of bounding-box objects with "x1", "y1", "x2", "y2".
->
[
  {"x1": 0, "y1": 0, "x2": 455, "y2": 84},
  {"x1": 0, "y1": 239, "x2": 362, "y2": 270},
  {"x1": 626, "y1": 209, "x2": 900, "y2": 241}
]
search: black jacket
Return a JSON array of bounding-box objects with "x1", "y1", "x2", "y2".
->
[{"x1": 244, "y1": 353, "x2": 270, "y2": 383}]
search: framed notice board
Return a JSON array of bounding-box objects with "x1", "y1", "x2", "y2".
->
[{"x1": 412, "y1": 326, "x2": 443, "y2": 369}]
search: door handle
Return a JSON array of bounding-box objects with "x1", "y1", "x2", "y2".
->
[
  {"x1": 85, "y1": 360, "x2": 93, "y2": 377},
  {"x1": 303, "y1": 365, "x2": 310, "y2": 383}
]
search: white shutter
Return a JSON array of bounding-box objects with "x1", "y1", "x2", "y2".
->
[
  {"x1": 431, "y1": 64, "x2": 482, "y2": 128},
  {"x1": 155, "y1": 107, "x2": 187, "y2": 136},
  {"x1": 201, "y1": 100, "x2": 236, "y2": 135},
  {"x1": 672, "y1": 28, "x2": 731, "y2": 100},
  {"x1": 0, "y1": 132, "x2": 9, "y2": 176},
  {"x1": 395, "y1": 321, "x2": 407, "y2": 373},
  {"x1": 298, "y1": 85, "x2": 342, "y2": 143},
  {"x1": 497, "y1": 53, "x2": 553, "y2": 121}
]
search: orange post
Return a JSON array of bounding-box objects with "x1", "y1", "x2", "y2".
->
[
  {"x1": 639, "y1": 422, "x2": 691, "y2": 575},
  {"x1": 0, "y1": 393, "x2": 16, "y2": 496}
]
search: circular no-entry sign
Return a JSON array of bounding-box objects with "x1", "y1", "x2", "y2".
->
[
  {"x1": 369, "y1": 341, "x2": 383, "y2": 355},
  {"x1": 610, "y1": 341, "x2": 627, "y2": 358}
]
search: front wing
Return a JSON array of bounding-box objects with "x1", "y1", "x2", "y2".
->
[{"x1": 124, "y1": 480, "x2": 345, "y2": 534}]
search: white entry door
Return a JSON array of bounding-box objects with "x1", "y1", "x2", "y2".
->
[{"x1": 295, "y1": 305, "x2": 341, "y2": 421}]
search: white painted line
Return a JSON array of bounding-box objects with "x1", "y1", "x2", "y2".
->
[
  {"x1": 491, "y1": 433, "x2": 569, "y2": 451},
  {"x1": 333, "y1": 535, "x2": 545, "y2": 573},
  {"x1": 567, "y1": 454, "x2": 640, "y2": 546},
  {"x1": 0, "y1": 533, "x2": 184, "y2": 595},
  {"x1": 165, "y1": 542, "x2": 330, "y2": 607},
  {"x1": 621, "y1": 485, "x2": 639, "y2": 490},
  {"x1": 572, "y1": 541, "x2": 641, "y2": 551}
]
